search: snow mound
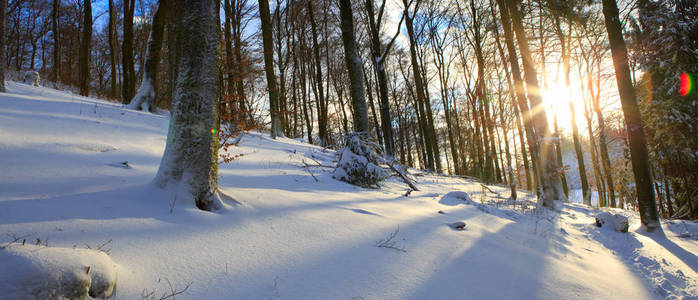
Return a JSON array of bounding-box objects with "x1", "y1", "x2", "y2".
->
[
  {"x1": 0, "y1": 244, "x2": 118, "y2": 299},
  {"x1": 667, "y1": 220, "x2": 698, "y2": 240},
  {"x1": 439, "y1": 191, "x2": 472, "y2": 206},
  {"x1": 595, "y1": 212, "x2": 629, "y2": 232}
]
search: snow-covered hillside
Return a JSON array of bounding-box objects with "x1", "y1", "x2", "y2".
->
[{"x1": 1, "y1": 82, "x2": 696, "y2": 299}]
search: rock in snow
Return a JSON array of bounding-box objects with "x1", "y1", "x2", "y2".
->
[
  {"x1": 595, "y1": 212, "x2": 629, "y2": 233},
  {"x1": 449, "y1": 221, "x2": 467, "y2": 231},
  {"x1": 0, "y1": 244, "x2": 118, "y2": 299}
]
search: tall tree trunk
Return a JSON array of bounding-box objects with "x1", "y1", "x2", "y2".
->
[
  {"x1": 552, "y1": 113, "x2": 569, "y2": 198},
  {"x1": 584, "y1": 91, "x2": 606, "y2": 206},
  {"x1": 52, "y1": 0, "x2": 60, "y2": 84},
  {"x1": 78, "y1": 0, "x2": 92, "y2": 96},
  {"x1": 129, "y1": 0, "x2": 169, "y2": 111},
  {"x1": 223, "y1": 0, "x2": 235, "y2": 118},
  {"x1": 274, "y1": 2, "x2": 289, "y2": 137},
  {"x1": 365, "y1": 0, "x2": 401, "y2": 157},
  {"x1": 258, "y1": 0, "x2": 283, "y2": 138},
  {"x1": 0, "y1": 0, "x2": 6, "y2": 92},
  {"x1": 555, "y1": 20, "x2": 591, "y2": 205},
  {"x1": 122, "y1": 0, "x2": 136, "y2": 104},
  {"x1": 420, "y1": 55, "x2": 442, "y2": 172},
  {"x1": 664, "y1": 177, "x2": 674, "y2": 217},
  {"x1": 155, "y1": 0, "x2": 223, "y2": 211},
  {"x1": 495, "y1": 0, "x2": 538, "y2": 193},
  {"x1": 364, "y1": 67, "x2": 383, "y2": 142},
  {"x1": 490, "y1": 3, "x2": 531, "y2": 189},
  {"x1": 570, "y1": 100, "x2": 591, "y2": 205},
  {"x1": 108, "y1": 0, "x2": 118, "y2": 98},
  {"x1": 299, "y1": 55, "x2": 313, "y2": 144},
  {"x1": 508, "y1": 0, "x2": 565, "y2": 207},
  {"x1": 339, "y1": 0, "x2": 368, "y2": 133},
  {"x1": 593, "y1": 101, "x2": 616, "y2": 207},
  {"x1": 601, "y1": 0, "x2": 659, "y2": 230},
  {"x1": 404, "y1": 1, "x2": 435, "y2": 170},
  {"x1": 230, "y1": 0, "x2": 248, "y2": 123},
  {"x1": 308, "y1": 1, "x2": 327, "y2": 145}
]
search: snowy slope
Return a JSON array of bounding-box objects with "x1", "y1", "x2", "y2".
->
[{"x1": 1, "y1": 81, "x2": 696, "y2": 299}]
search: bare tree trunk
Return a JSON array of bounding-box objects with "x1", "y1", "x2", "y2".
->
[
  {"x1": 51, "y1": 0, "x2": 60, "y2": 84},
  {"x1": 593, "y1": 92, "x2": 616, "y2": 207},
  {"x1": 274, "y1": 1, "x2": 289, "y2": 137},
  {"x1": 223, "y1": 0, "x2": 235, "y2": 119},
  {"x1": 122, "y1": 0, "x2": 136, "y2": 104},
  {"x1": 299, "y1": 53, "x2": 313, "y2": 143},
  {"x1": 258, "y1": 0, "x2": 283, "y2": 138},
  {"x1": 0, "y1": 0, "x2": 6, "y2": 92},
  {"x1": 494, "y1": 0, "x2": 537, "y2": 193},
  {"x1": 78, "y1": 0, "x2": 92, "y2": 96},
  {"x1": 232, "y1": 1, "x2": 248, "y2": 123},
  {"x1": 364, "y1": 67, "x2": 382, "y2": 140},
  {"x1": 508, "y1": 0, "x2": 565, "y2": 207},
  {"x1": 155, "y1": 0, "x2": 224, "y2": 211},
  {"x1": 552, "y1": 113, "x2": 569, "y2": 198},
  {"x1": 404, "y1": 0, "x2": 436, "y2": 171},
  {"x1": 601, "y1": 0, "x2": 659, "y2": 230},
  {"x1": 108, "y1": 0, "x2": 118, "y2": 98},
  {"x1": 584, "y1": 91, "x2": 606, "y2": 206},
  {"x1": 339, "y1": 0, "x2": 368, "y2": 133},
  {"x1": 570, "y1": 100, "x2": 591, "y2": 205},
  {"x1": 308, "y1": 1, "x2": 328, "y2": 145},
  {"x1": 365, "y1": 0, "x2": 402, "y2": 157},
  {"x1": 128, "y1": 0, "x2": 169, "y2": 111}
]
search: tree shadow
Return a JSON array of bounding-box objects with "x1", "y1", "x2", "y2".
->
[
  {"x1": 639, "y1": 229, "x2": 698, "y2": 273},
  {"x1": 578, "y1": 220, "x2": 696, "y2": 297}
]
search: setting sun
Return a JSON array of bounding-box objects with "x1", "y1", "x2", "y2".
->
[{"x1": 541, "y1": 83, "x2": 585, "y2": 135}]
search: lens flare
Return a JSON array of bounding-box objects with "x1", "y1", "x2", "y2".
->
[
  {"x1": 679, "y1": 73, "x2": 692, "y2": 96},
  {"x1": 211, "y1": 129, "x2": 216, "y2": 134}
]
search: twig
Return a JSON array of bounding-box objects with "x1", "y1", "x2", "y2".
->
[
  {"x1": 376, "y1": 226, "x2": 407, "y2": 252},
  {"x1": 169, "y1": 194, "x2": 177, "y2": 213},
  {"x1": 141, "y1": 278, "x2": 192, "y2": 300},
  {"x1": 301, "y1": 160, "x2": 319, "y2": 182},
  {"x1": 2, "y1": 232, "x2": 37, "y2": 249},
  {"x1": 382, "y1": 159, "x2": 419, "y2": 191},
  {"x1": 303, "y1": 158, "x2": 334, "y2": 169},
  {"x1": 479, "y1": 183, "x2": 504, "y2": 199},
  {"x1": 307, "y1": 153, "x2": 324, "y2": 166},
  {"x1": 97, "y1": 239, "x2": 113, "y2": 254}
]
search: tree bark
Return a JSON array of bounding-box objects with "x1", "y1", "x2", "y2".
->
[
  {"x1": 129, "y1": 0, "x2": 169, "y2": 111},
  {"x1": 308, "y1": 1, "x2": 328, "y2": 145},
  {"x1": 339, "y1": 0, "x2": 368, "y2": 133},
  {"x1": 122, "y1": 0, "x2": 136, "y2": 104},
  {"x1": 507, "y1": 0, "x2": 565, "y2": 206},
  {"x1": 555, "y1": 19, "x2": 591, "y2": 205},
  {"x1": 591, "y1": 75, "x2": 616, "y2": 208},
  {"x1": 78, "y1": 0, "x2": 92, "y2": 96},
  {"x1": 601, "y1": 0, "x2": 659, "y2": 230},
  {"x1": 570, "y1": 100, "x2": 591, "y2": 205},
  {"x1": 494, "y1": 0, "x2": 538, "y2": 192},
  {"x1": 52, "y1": 0, "x2": 60, "y2": 84},
  {"x1": 552, "y1": 113, "x2": 569, "y2": 198},
  {"x1": 0, "y1": 0, "x2": 6, "y2": 92},
  {"x1": 404, "y1": 0, "x2": 436, "y2": 171},
  {"x1": 155, "y1": 0, "x2": 223, "y2": 211},
  {"x1": 108, "y1": 0, "x2": 118, "y2": 98},
  {"x1": 365, "y1": 0, "x2": 401, "y2": 157},
  {"x1": 258, "y1": 0, "x2": 283, "y2": 138}
]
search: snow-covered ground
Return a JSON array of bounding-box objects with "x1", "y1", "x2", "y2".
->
[{"x1": 1, "y1": 81, "x2": 696, "y2": 299}]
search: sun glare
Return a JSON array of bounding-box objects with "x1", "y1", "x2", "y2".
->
[{"x1": 541, "y1": 84, "x2": 585, "y2": 135}]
